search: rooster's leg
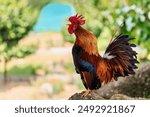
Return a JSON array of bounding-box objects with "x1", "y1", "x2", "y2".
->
[{"x1": 81, "y1": 89, "x2": 92, "y2": 97}]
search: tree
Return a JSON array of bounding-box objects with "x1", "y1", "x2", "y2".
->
[{"x1": 0, "y1": 0, "x2": 36, "y2": 83}]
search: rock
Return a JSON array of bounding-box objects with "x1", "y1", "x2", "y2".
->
[
  {"x1": 69, "y1": 92, "x2": 104, "y2": 100},
  {"x1": 40, "y1": 83, "x2": 53, "y2": 95},
  {"x1": 110, "y1": 94, "x2": 134, "y2": 100},
  {"x1": 97, "y1": 62, "x2": 150, "y2": 98}
]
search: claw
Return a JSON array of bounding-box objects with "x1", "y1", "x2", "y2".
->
[{"x1": 81, "y1": 89, "x2": 92, "y2": 97}]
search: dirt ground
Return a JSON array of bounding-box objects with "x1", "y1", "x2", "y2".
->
[
  {"x1": 0, "y1": 31, "x2": 82, "y2": 100},
  {"x1": 0, "y1": 80, "x2": 81, "y2": 100}
]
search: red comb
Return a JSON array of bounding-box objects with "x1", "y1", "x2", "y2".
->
[{"x1": 69, "y1": 14, "x2": 85, "y2": 25}]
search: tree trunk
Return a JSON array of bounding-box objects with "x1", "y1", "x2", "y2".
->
[{"x1": 3, "y1": 58, "x2": 8, "y2": 84}]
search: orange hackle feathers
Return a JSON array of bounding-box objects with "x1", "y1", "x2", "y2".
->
[{"x1": 75, "y1": 26, "x2": 99, "y2": 56}]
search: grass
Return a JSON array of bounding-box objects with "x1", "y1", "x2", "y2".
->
[
  {"x1": 31, "y1": 78, "x2": 47, "y2": 87},
  {"x1": 74, "y1": 79, "x2": 85, "y2": 90},
  {"x1": 53, "y1": 80, "x2": 64, "y2": 94},
  {"x1": 8, "y1": 65, "x2": 37, "y2": 76},
  {"x1": 0, "y1": 63, "x2": 49, "y2": 77},
  {"x1": 63, "y1": 62, "x2": 74, "y2": 73},
  {"x1": 31, "y1": 78, "x2": 64, "y2": 94}
]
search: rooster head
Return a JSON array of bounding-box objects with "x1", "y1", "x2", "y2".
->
[{"x1": 68, "y1": 14, "x2": 85, "y2": 34}]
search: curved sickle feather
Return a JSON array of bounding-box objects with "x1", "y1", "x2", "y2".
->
[{"x1": 97, "y1": 35, "x2": 138, "y2": 84}]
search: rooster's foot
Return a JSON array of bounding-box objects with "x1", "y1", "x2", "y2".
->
[{"x1": 81, "y1": 89, "x2": 92, "y2": 97}]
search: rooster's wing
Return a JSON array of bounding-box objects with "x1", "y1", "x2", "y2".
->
[{"x1": 72, "y1": 44, "x2": 101, "y2": 89}]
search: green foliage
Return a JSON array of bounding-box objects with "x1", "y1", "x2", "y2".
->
[
  {"x1": 61, "y1": 27, "x2": 75, "y2": 43},
  {"x1": 0, "y1": 0, "x2": 36, "y2": 58},
  {"x1": 145, "y1": 95, "x2": 150, "y2": 98},
  {"x1": 27, "y1": 0, "x2": 52, "y2": 11},
  {"x1": 0, "y1": 44, "x2": 35, "y2": 59},
  {"x1": 7, "y1": 64, "x2": 44, "y2": 77},
  {"x1": 114, "y1": 1, "x2": 150, "y2": 52},
  {"x1": 63, "y1": 62, "x2": 74, "y2": 73},
  {"x1": 0, "y1": 0, "x2": 37, "y2": 82},
  {"x1": 53, "y1": 80, "x2": 64, "y2": 94},
  {"x1": 74, "y1": 79, "x2": 84, "y2": 90}
]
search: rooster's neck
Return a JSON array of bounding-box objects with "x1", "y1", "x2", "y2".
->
[{"x1": 74, "y1": 26, "x2": 99, "y2": 56}]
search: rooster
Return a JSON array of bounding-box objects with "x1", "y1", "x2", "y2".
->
[{"x1": 67, "y1": 14, "x2": 138, "y2": 97}]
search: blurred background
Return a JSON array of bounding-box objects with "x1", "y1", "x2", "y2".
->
[{"x1": 0, "y1": 0, "x2": 149, "y2": 99}]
